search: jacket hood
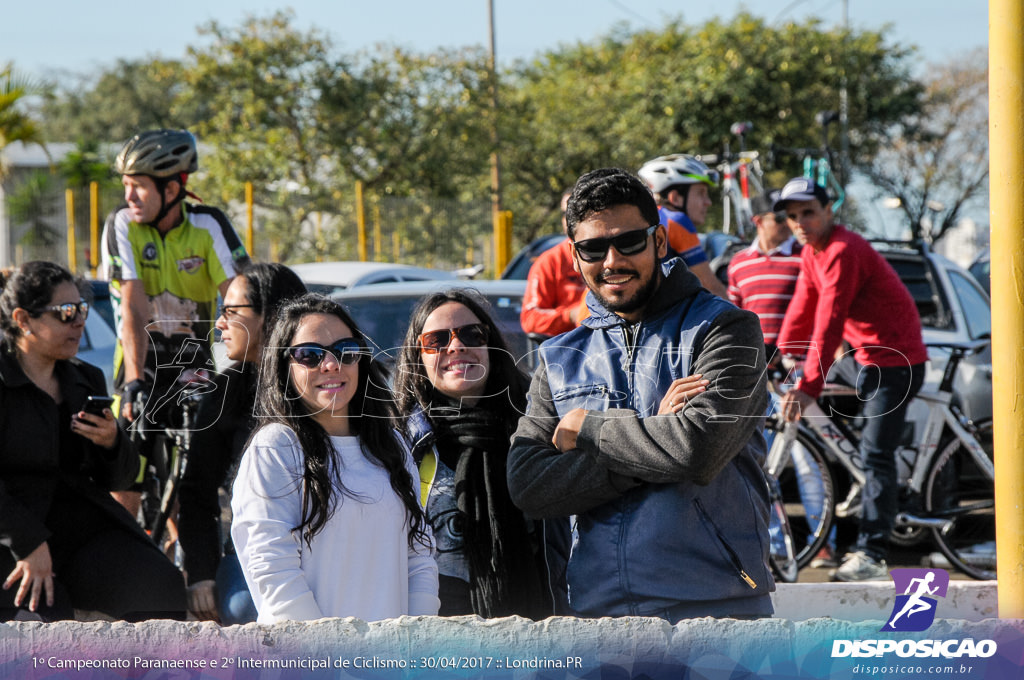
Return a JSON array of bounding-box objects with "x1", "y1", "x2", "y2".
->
[{"x1": 581, "y1": 258, "x2": 704, "y2": 330}]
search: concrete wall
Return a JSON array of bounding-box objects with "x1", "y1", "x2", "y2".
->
[
  {"x1": 772, "y1": 581, "x2": 998, "y2": 622},
  {"x1": 2, "y1": 615, "x2": 1021, "y2": 679},
  {"x1": 0, "y1": 582, "x2": 1007, "y2": 678}
]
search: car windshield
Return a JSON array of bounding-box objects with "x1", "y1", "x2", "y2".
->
[{"x1": 948, "y1": 271, "x2": 991, "y2": 340}]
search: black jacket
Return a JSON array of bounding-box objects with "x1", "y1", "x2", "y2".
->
[
  {"x1": 0, "y1": 347, "x2": 144, "y2": 562},
  {"x1": 178, "y1": 362, "x2": 258, "y2": 584}
]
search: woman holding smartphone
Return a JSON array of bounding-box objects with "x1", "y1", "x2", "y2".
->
[
  {"x1": 231, "y1": 295, "x2": 438, "y2": 623},
  {"x1": 0, "y1": 261, "x2": 185, "y2": 621}
]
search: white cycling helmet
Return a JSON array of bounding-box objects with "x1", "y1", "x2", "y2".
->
[{"x1": 638, "y1": 154, "x2": 719, "y2": 194}]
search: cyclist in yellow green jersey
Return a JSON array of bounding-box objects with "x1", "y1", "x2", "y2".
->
[{"x1": 100, "y1": 129, "x2": 250, "y2": 518}]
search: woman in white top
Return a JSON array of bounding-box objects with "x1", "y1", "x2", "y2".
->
[{"x1": 231, "y1": 295, "x2": 439, "y2": 623}]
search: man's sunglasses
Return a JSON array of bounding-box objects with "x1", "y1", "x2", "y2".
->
[
  {"x1": 418, "y1": 323, "x2": 489, "y2": 354},
  {"x1": 572, "y1": 225, "x2": 658, "y2": 263},
  {"x1": 38, "y1": 300, "x2": 90, "y2": 323},
  {"x1": 284, "y1": 338, "x2": 370, "y2": 368}
]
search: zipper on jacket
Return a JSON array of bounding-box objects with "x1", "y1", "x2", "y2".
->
[
  {"x1": 694, "y1": 499, "x2": 758, "y2": 590},
  {"x1": 621, "y1": 322, "x2": 641, "y2": 408}
]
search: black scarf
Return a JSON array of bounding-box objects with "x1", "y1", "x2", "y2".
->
[{"x1": 429, "y1": 397, "x2": 547, "y2": 619}]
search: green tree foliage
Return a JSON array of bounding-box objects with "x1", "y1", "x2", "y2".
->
[
  {"x1": 858, "y1": 49, "x2": 988, "y2": 243},
  {"x1": 27, "y1": 12, "x2": 929, "y2": 261},
  {"x1": 7, "y1": 171, "x2": 62, "y2": 259},
  {"x1": 318, "y1": 45, "x2": 494, "y2": 263},
  {"x1": 183, "y1": 11, "x2": 340, "y2": 261},
  {"x1": 500, "y1": 14, "x2": 922, "y2": 241},
  {"x1": 38, "y1": 58, "x2": 199, "y2": 143}
]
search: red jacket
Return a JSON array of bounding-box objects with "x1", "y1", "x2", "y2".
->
[
  {"x1": 520, "y1": 238, "x2": 587, "y2": 337},
  {"x1": 776, "y1": 225, "x2": 928, "y2": 398}
]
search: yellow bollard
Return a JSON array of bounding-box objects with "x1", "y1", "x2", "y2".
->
[
  {"x1": 356, "y1": 181, "x2": 367, "y2": 263},
  {"x1": 65, "y1": 189, "x2": 77, "y2": 273},
  {"x1": 990, "y1": 0, "x2": 1024, "y2": 617},
  {"x1": 245, "y1": 182, "x2": 254, "y2": 256},
  {"x1": 89, "y1": 181, "x2": 99, "y2": 276}
]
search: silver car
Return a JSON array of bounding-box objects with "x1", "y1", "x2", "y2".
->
[
  {"x1": 874, "y1": 243, "x2": 991, "y2": 424},
  {"x1": 290, "y1": 261, "x2": 458, "y2": 296},
  {"x1": 331, "y1": 279, "x2": 530, "y2": 369}
]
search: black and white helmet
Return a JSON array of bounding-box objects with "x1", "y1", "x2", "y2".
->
[
  {"x1": 116, "y1": 129, "x2": 198, "y2": 178},
  {"x1": 638, "y1": 154, "x2": 719, "y2": 194}
]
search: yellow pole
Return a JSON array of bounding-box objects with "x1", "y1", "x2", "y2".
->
[
  {"x1": 65, "y1": 189, "x2": 77, "y2": 273},
  {"x1": 356, "y1": 181, "x2": 368, "y2": 262},
  {"x1": 990, "y1": 0, "x2": 1024, "y2": 617},
  {"x1": 245, "y1": 182, "x2": 254, "y2": 256},
  {"x1": 89, "y1": 181, "x2": 99, "y2": 276},
  {"x1": 494, "y1": 210, "x2": 513, "y2": 278},
  {"x1": 493, "y1": 210, "x2": 502, "y2": 276}
]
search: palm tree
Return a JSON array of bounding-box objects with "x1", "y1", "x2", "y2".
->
[{"x1": 1, "y1": 62, "x2": 48, "y2": 178}]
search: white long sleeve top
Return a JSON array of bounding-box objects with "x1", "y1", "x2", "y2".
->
[{"x1": 230, "y1": 423, "x2": 440, "y2": 624}]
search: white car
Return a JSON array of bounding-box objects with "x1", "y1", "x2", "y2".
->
[{"x1": 289, "y1": 261, "x2": 458, "y2": 296}]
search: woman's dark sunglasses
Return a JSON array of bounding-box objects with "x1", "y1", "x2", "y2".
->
[
  {"x1": 284, "y1": 338, "x2": 370, "y2": 368},
  {"x1": 38, "y1": 300, "x2": 90, "y2": 323},
  {"x1": 418, "y1": 323, "x2": 489, "y2": 354},
  {"x1": 572, "y1": 225, "x2": 659, "y2": 263}
]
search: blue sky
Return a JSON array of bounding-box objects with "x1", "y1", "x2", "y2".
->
[{"x1": 6, "y1": 0, "x2": 986, "y2": 81}]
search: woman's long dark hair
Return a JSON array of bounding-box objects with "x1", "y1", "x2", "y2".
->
[
  {"x1": 393, "y1": 288, "x2": 528, "y2": 421},
  {"x1": 252, "y1": 294, "x2": 427, "y2": 549},
  {"x1": 0, "y1": 261, "x2": 79, "y2": 350},
  {"x1": 237, "y1": 261, "x2": 307, "y2": 347}
]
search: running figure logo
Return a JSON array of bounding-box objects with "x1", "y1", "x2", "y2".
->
[{"x1": 881, "y1": 568, "x2": 950, "y2": 632}]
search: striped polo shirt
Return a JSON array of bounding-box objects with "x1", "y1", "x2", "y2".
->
[{"x1": 726, "y1": 237, "x2": 803, "y2": 345}]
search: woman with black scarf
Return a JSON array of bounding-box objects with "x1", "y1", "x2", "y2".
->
[{"x1": 395, "y1": 289, "x2": 563, "y2": 619}]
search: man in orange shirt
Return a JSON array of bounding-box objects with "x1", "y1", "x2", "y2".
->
[{"x1": 521, "y1": 191, "x2": 588, "y2": 338}]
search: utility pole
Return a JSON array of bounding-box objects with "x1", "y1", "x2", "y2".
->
[
  {"x1": 839, "y1": 0, "x2": 851, "y2": 190},
  {"x1": 487, "y1": 0, "x2": 504, "y2": 272}
]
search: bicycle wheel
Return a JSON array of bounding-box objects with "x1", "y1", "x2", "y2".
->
[
  {"x1": 925, "y1": 419, "x2": 995, "y2": 580},
  {"x1": 764, "y1": 419, "x2": 836, "y2": 568}
]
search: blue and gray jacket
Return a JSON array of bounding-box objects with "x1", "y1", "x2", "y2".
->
[{"x1": 508, "y1": 259, "x2": 773, "y2": 618}]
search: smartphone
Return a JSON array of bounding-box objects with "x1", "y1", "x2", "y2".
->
[{"x1": 82, "y1": 395, "x2": 115, "y2": 416}]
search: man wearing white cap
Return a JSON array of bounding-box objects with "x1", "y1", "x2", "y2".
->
[{"x1": 774, "y1": 176, "x2": 928, "y2": 582}]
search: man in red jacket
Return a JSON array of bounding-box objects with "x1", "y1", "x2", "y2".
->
[
  {"x1": 520, "y1": 191, "x2": 588, "y2": 338},
  {"x1": 774, "y1": 177, "x2": 928, "y2": 582}
]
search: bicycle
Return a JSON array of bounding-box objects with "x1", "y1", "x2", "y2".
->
[
  {"x1": 769, "y1": 110, "x2": 846, "y2": 215},
  {"x1": 765, "y1": 442, "x2": 800, "y2": 583},
  {"x1": 698, "y1": 121, "x2": 767, "y2": 239},
  {"x1": 129, "y1": 342, "x2": 216, "y2": 553},
  {"x1": 766, "y1": 340, "x2": 995, "y2": 580}
]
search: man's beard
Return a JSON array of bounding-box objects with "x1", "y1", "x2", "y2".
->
[{"x1": 588, "y1": 267, "x2": 660, "y2": 317}]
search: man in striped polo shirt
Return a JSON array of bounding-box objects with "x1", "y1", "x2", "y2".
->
[{"x1": 726, "y1": 190, "x2": 801, "y2": 363}]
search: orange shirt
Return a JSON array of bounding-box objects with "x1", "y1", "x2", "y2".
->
[{"x1": 521, "y1": 238, "x2": 588, "y2": 337}]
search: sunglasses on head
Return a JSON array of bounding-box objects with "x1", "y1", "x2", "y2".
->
[
  {"x1": 572, "y1": 225, "x2": 658, "y2": 263},
  {"x1": 38, "y1": 300, "x2": 90, "y2": 323},
  {"x1": 418, "y1": 323, "x2": 489, "y2": 354},
  {"x1": 284, "y1": 338, "x2": 370, "y2": 368}
]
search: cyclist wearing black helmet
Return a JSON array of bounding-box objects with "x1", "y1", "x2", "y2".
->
[{"x1": 101, "y1": 129, "x2": 250, "y2": 518}]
